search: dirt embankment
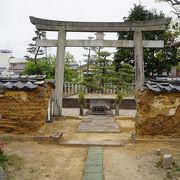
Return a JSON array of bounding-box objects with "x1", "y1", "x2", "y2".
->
[
  {"x1": 136, "y1": 90, "x2": 180, "y2": 137},
  {"x1": 0, "y1": 86, "x2": 52, "y2": 133}
]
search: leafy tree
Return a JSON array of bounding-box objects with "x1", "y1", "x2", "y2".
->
[
  {"x1": 24, "y1": 57, "x2": 55, "y2": 79},
  {"x1": 64, "y1": 64, "x2": 80, "y2": 82},
  {"x1": 82, "y1": 48, "x2": 134, "y2": 93},
  {"x1": 94, "y1": 51, "x2": 113, "y2": 87},
  {"x1": 83, "y1": 36, "x2": 98, "y2": 76},
  {"x1": 82, "y1": 51, "x2": 113, "y2": 92},
  {"x1": 114, "y1": 4, "x2": 179, "y2": 78},
  {"x1": 64, "y1": 52, "x2": 80, "y2": 82},
  {"x1": 112, "y1": 63, "x2": 134, "y2": 92},
  {"x1": 155, "y1": 0, "x2": 180, "y2": 18},
  {"x1": 65, "y1": 51, "x2": 76, "y2": 64},
  {"x1": 25, "y1": 30, "x2": 46, "y2": 61},
  {"x1": 24, "y1": 52, "x2": 80, "y2": 82},
  {"x1": 156, "y1": 0, "x2": 180, "y2": 48}
]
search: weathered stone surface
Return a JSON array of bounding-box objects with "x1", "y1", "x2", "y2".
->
[
  {"x1": 162, "y1": 154, "x2": 173, "y2": 169},
  {"x1": 85, "y1": 165, "x2": 103, "y2": 173},
  {"x1": 136, "y1": 89, "x2": 180, "y2": 137},
  {"x1": 30, "y1": 16, "x2": 171, "y2": 32},
  {"x1": 60, "y1": 140, "x2": 125, "y2": 146},
  {"x1": 83, "y1": 146, "x2": 103, "y2": 180},
  {"x1": 0, "y1": 85, "x2": 52, "y2": 133},
  {"x1": 83, "y1": 173, "x2": 103, "y2": 180},
  {"x1": 78, "y1": 115, "x2": 120, "y2": 133}
]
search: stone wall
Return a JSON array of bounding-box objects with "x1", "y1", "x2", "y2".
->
[
  {"x1": 0, "y1": 85, "x2": 52, "y2": 133},
  {"x1": 136, "y1": 89, "x2": 180, "y2": 137}
]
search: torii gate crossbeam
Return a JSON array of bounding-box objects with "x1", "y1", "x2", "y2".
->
[{"x1": 29, "y1": 16, "x2": 171, "y2": 116}]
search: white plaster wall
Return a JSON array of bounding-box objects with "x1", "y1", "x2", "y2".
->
[{"x1": 0, "y1": 53, "x2": 12, "y2": 71}]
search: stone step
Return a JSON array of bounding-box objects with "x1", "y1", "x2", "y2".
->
[
  {"x1": 77, "y1": 129, "x2": 120, "y2": 133},
  {"x1": 78, "y1": 123, "x2": 119, "y2": 127},
  {"x1": 78, "y1": 115, "x2": 120, "y2": 133},
  {"x1": 83, "y1": 119, "x2": 115, "y2": 123},
  {"x1": 60, "y1": 140, "x2": 128, "y2": 146}
]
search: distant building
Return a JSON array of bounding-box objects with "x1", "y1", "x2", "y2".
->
[
  {"x1": 0, "y1": 52, "x2": 27, "y2": 75},
  {"x1": 170, "y1": 64, "x2": 180, "y2": 78},
  {"x1": 9, "y1": 57, "x2": 27, "y2": 74},
  {"x1": 0, "y1": 67, "x2": 6, "y2": 75},
  {"x1": 68, "y1": 63, "x2": 79, "y2": 71},
  {"x1": 0, "y1": 52, "x2": 12, "y2": 75},
  {"x1": 81, "y1": 64, "x2": 95, "y2": 78}
]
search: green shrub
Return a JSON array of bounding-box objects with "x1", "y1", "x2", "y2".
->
[
  {"x1": 0, "y1": 147, "x2": 8, "y2": 168},
  {"x1": 78, "y1": 91, "x2": 85, "y2": 107}
]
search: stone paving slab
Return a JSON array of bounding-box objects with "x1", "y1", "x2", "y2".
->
[
  {"x1": 88, "y1": 147, "x2": 103, "y2": 153},
  {"x1": 86, "y1": 159, "x2": 102, "y2": 166},
  {"x1": 83, "y1": 119, "x2": 115, "y2": 123},
  {"x1": 87, "y1": 153, "x2": 103, "y2": 160},
  {"x1": 83, "y1": 146, "x2": 103, "y2": 180},
  {"x1": 85, "y1": 165, "x2": 103, "y2": 173},
  {"x1": 78, "y1": 115, "x2": 120, "y2": 133},
  {"x1": 83, "y1": 173, "x2": 103, "y2": 180}
]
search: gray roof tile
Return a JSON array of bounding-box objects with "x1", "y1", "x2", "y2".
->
[
  {"x1": 145, "y1": 80, "x2": 180, "y2": 93},
  {"x1": 0, "y1": 75, "x2": 46, "y2": 90}
]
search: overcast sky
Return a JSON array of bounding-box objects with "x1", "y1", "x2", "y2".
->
[{"x1": 0, "y1": 0, "x2": 174, "y2": 62}]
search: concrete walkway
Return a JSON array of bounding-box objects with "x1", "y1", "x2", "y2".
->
[
  {"x1": 83, "y1": 146, "x2": 103, "y2": 180},
  {"x1": 77, "y1": 115, "x2": 120, "y2": 133}
]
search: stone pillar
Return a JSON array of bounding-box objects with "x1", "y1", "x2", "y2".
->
[
  {"x1": 54, "y1": 28, "x2": 66, "y2": 116},
  {"x1": 134, "y1": 31, "x2": 144, "y2": 91}
]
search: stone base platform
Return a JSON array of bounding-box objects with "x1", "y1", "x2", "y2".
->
[{"x1": 77, "y1": 115, "x2": 120, "y2": 133}]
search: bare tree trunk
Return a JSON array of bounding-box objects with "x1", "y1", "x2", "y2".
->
[{"x1": 34, "y1": 46, "x2": 40, "y2": 62}]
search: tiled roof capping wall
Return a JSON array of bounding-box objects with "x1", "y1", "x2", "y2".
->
[
  {"x1": 0, "y1": 75, "x2": 53, "y2": 133},
  {"x1": 145, "y1": 80, "x2": 180, "y2": 93},
  {"x1": 0, "y1": 75, "x2": 46, "y2": 90}
]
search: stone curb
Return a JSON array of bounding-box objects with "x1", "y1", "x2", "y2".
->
[{"x1": 0, "y1": 131, "x2": 63, "y2": 144}]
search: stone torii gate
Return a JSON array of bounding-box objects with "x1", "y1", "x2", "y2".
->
[{"x1": 29, "y1": 16, "x2": 171, "y2": 116}]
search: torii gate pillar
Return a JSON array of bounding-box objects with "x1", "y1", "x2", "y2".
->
[
  {"x1": 54, "y1": 28, "x2": 66, "y2": 116},
  {"x1": 134, "y1": 31, "x2": 144, "y2": 90}
]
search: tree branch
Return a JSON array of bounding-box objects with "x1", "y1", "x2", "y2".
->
[
  {"x1": 167, "y1": 0, "x2": 180, "y2": 6},
  {"x1": 170, "y1": 41, "x2": 180, "y2": 47}
]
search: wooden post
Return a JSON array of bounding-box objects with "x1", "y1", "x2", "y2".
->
[
  {"x1": 134, "y1": 31, "x2": 144, "y2": 91},
  {"x1": 47, "y1": 98, "x2": 51, "y2": 122},
  {"x1": 64, "y1": 83, "x2": 67, "y2": 96},
  {"x1": 75, "y1": 84, "x2": 78, "y2": 94},
  {"x1": 54, "y1": 28, "x2": 66, "y2": 116}
]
